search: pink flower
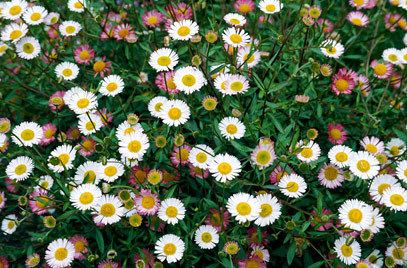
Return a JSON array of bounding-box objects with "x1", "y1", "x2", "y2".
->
[
  {"x1": 134, "y1": 249, "x2": 156, "y2": 268},
  {"x1": 78, "y1": 136, "x2": 96, "y2": 157},
  {"x1": 47, "y1": 26, "x2": 59, "y2": 39},
  {"x1": 0, "y1": 191, "x2": 6, "y2": 211},
  {"x1": 370, "y1": 60, "x2": 392, "y2": 79},
  {"x1": 142, "y1": 10, "x2": 165, "y2": 28},
  {"x1": 29, "y1": 189, "x2": 53, "y2": 215},
  {"x1": 331, "y1": 68, "x2": 358, "y2": 95},
  {"x1": 233, "y1": 0, "x2": 255, "y2": 14},
  {"x1": 40, "y1": 123, "x2": 57, "y2": 146},
  {"x1": 134, "y1": 189, "x2": 160, "y2": 216},
  {"x1": 384, "y1": 13, "x2": 405, "y2": 32},
  {"x1": 48, "y1": 91, "x2": 65, "y2": 111},
  {"x1": 113, "y1": 23, "x2": 136, "y2": 42},
  {"x1": 269, "y1": 165, "x2": 290, "y2": 184},
  {"x1": 390, "y1": 72, "x2": 402, "y2": 89},
  {"x1": 205, "y1": 208, "x2": 230, "y2": 232},
  {"x1": 364, "y1": 0, "x2": 377, "y2": 9},
  {"x1": 129, "y1": 166, "x2": 149, "y2": 185},
  {"x1": 97, "y1": 260, "x2": 120, "y2": 268},
  {"x1": 155, "y1": 71, "x2": 180, "y2": 94},
  {"x1": 66, "y1": 127, "x2": 81, "y2": 140},
  {"x1": 100, "y1": 23, "x2": 115, "y2": 40},
  {"x1": 336, "y1": 220, "x2": 359, "y2": 237},
  {"x1": 0, "y1": 256, "x2": 9, "y2": 268},
  {"x1": 348, "y1": 0, "x2": 367, "y2": 9},
  {"x1": 310, "y1": 209, "x2": 334, "y2": 231},
  {"x1": 94, "y1": 108, "x2": 113, "y2": 126},
  {"x1": 69, "y1": 235, "x2": 89, "y2": 260},
  {"x1": 74, "y1": 44, "x2": 95, "y2": 65},
  {"x1": 238, "y1": 257, "x2": 266, "y2": 268},
  {"x1": 357, "y1": 74, "x2": 370, "y2": 96},
  {"x1": 327, "y1": 123, "x2": 347, "y2": 145},
  {"x1": 93, "y1": 56, "x2": 112, "y2": 78},
  {"x1": 170, "y1": 145, "x2": 191, "y2": 166},
  {"x1": 166, "y1": 2, "x2": 193, "y2": 20},
  {"x1": 188, "y1": 164, "x2": 209, "y2": 179},
  {"x1": 317, "y1": 18, "x2": 334, "y2": 33},
  {"x1": 4, "y1": 178, "x2": 17, "y2": 193}
]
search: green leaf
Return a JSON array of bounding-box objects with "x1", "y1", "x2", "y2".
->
[
  {"x1": 287, "y1": 241, "x2": 296, "y2": 265},
  {"x1": 95, "y1": 229, "x2": 105, "y2": 254},
  {"x1": 307, "y1": 261, "x2": 325, "y2": 268}
]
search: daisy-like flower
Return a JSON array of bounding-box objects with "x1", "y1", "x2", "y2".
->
[
  {"x1": 70, "y1": 183, "x2": 102, "y2": 211},
  {"x1": 38, "y1": 175, "x2": 54, "y2": 190},
  {"x1": 318, "y1": 164, "x2": 345, "y2": 189},
  {"x1": 168, "y1": 19, "x2": 199, "y2": 41},
  {"x1": 59, "y1": 20, "x2": 82, "y2": 37},
  {"x1": 15, "y1": 36, "x2": 41, "y2": 60},
  {"x1": 100, "y1": 159, "x2": 125, "y2": 183},
  {"x1": 349, "y1": 0, "x2": 368, "y2": 9},
  {"x1": 55, "y1": 62, "x2": 79, "y2": 81},
  {"x1": 2, "y1": 0, "x2": 27, "y2": 20},
  {"x1": 158, "y1": 198, "x2": 185, "y2": 225},
  {"x1": 40, "y1": 123, "x2": 57, "y2": 146},
  {"x1": 347, "y1": 11, "x2": 369, "y2": 27},
  {"x1": 69, "y1": 235, "x2": 88, "y2": 260},
  {"x1": 73, "y1": 161, "x2": 102, "y2": 185},
  {"x1": 99, "y1": 75, "x2": 124, "y2": 97},
  {"x1": 278, "y1": 174, "x2": 307, "y2": 198},
  {"x1": 66, "y1": 88, "x2": 97, "y2": 114},
  {"x1": 382, "y1": 186, "x2": 407, "y2": 211},
  {"x1": 360, "y1": 136, "x2": 384, "y2": 156},
  {"x1": 327, "y1": 123, "x2": 347, "y2": 145},
  {"x1": 74, "y1": 44, "x2": 95, "y2": 65},
  {"x1": 1, "y1": 23, "x2": 28, "y2": 42},
  {"x1": 226, "y1": 192, "x2": 261, "y2": 223},
  {"x1": 0, "y1": 191, "x2": 7, "y2": 211},
  {"x1": 224, "y1": 13, "x2": 247, "y2": 26},
  {"x1": 386, "y1": 138, "x2": 406, "y2": 157},
  {"x1": 370, "y1": 60, "x2": 392, "y2": 79},
  {"x1": 334, "y1": 237, "x2": 361, "y2": 265},
  {"x1": 369, "y1": 174, "x2": 400, "y2": 203},
  {"x1": 159, "y1": 99, "x2": 191, "y2": 127},
  {"x1": 234, "y1": 0, "x2": 255, "y2": 14},
  {"x1": 214, "y1": 73, "x2": 233, "y2": 94},
  {"x1": 78, "y1": 113, "x2": 103, "y2": 135},
  {"x1": 48, "y1": 144, "x2": 77, "y2": 173},
  {"x1": 134, "y1": 189, "x2": 160, "y2": 216},
  {"x1": 224, "y1": 74, "x2": 250, "y2": 95},
  {"x1": 93, "y1": 195, "x2": 125, "y2": 225},
  {"x1": 142, "y1": 10, "x2": 165, "y2": 28},
  {"x1": 237, "y1": 48, "x2": 261, "y2": 68},
  {"x1": 328, "y1": 145, "x2": 353, "y2": 168},
  {"x1": 0, "y1": 42, "x2": 8, "y2": 56},
  {"x1": 296, "y1": 140, "x2": 321, "y2": 163},
  {"x1": 44, "y1": 12, "x2": 60, "y2": 25},
  {"x1": 396, "y1": 160, "x2": 407, "y2": 183},
  {"x1": 12, "y1": 121, "x2": 43, "y2": 147},
  {"x1": 155, "y1": 71, "x2": 179, "y2": 94},
  {"x1": 331, "y1": 68, "x2": 357, "y2": 95},
  {"x1": 400, "y1": 47, "x2": 407, "y2": 64},
  {"x1": 45, "y1": 238, "x2": 75, "y2": 268},
  {"x1": 251, "y1": 143, "x2": 276, "y2": 170},
  {"x1": 365, "y1": 249, "x2": 383, "y2": 268},
  {"x1": 173, "y1": 66, "x2": 207, "y2": 94},
  {"x1": 222, "y1": 27, "x2": 250, "y2": 47},
  {"x1": 194, "y1": 225, "x2": 219, "y2": 249},
  {"x1": 209, "y1": 153, "x2": 242, "y2": 182},
  {"x1": 219, "y1": 117, "x2": 246, "y2": 140},
  {"x1": 149, "y1": 48, "x2": 179, "y2": 72},
  {"x1": 118, "y1": 132, "x2": 150, "y2": 160},
  {"x1": 259, "y1": 0, "x2": 283, "y2": 14},
  {"x1": 382, "y1": 48, "x2": 402, "y2": 64},
  {"x1": 367, "y1": 208, "x2": 385, "y2": 234},
  {"x1": 154, "y1": 234, "x2": 185, "y2": 263},
  {"x1": 29, "y1": 188, "x2": 53, "y2": 215},
  {"x1": 1, "y1": 214, "x2": 18, "y2": 235},
  {"x1": 67, "y1": 0, "x2": 86, "y2": 13},
  {"x1": 320, "y1": 39, "x2": 345, "y2": 59},
  {"x1": 148, "y1": 96, "x2": 168, "y2": 118},
  {"x1": 188, "y1": 144, "x2": 214, "y2": 169},
  {"x1": 115, "y1": 121, "x2": 143, "y2": 140},
  {"x1": 349, "y1": 151, "x2": 380, "y2": 180},
  {"x1": 338, "y1": 199, "x2": 373, "y2": 231},
  {"x1": 22, "y1": 5, "x2": 47, "y2": 25},
  {"x1": 254, "y1": 194, "x2": 281, "y2": 227},
  {"x1": 113, "y1": 23, "x2": 136, "y2": 42},
  {"x1": 385, "y1": 243, "x2": 407, "y2": 265}
]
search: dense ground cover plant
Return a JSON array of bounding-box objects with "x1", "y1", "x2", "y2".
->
[{"x1": 0, "y1": 0, "x2": 406, "y2": 267}]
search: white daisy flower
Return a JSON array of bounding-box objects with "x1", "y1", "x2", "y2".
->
[
  {"x1": 55, "y1": 62, "x2": 79, "y2": 81},
  {"x1": 386, "y1": 138, "x2": 405, "y2": 157},
  {"x1": 1, "y1": 214, "x2": 18, "y2": 235},
  {"x1": 278, "y1": 174, "x2": 307, "y2": 198},
  {"x1": 159, "y1": 99, "x2": 191, "y2": 127},
  {"x1": 251, "y1": 143, "x2": 276, "y2": 170},
  {"x1": 367, "y1": 208, "x2": 385, "y2": 234},
  {"x1": 349, "y1": 151, "x2": 380, "y2": 180},
  {"x1": 222, "y1": 27, "x2": 250, "y2": 47},
  {"x1": 224, "y1": 74, "x2": 250, "y2": 95},
  {"x1": 2, "y1": 0, "x2": 27, "y2": 20},
  {"x1": 223, "y1": 13, "x2": 247, "y2": 26},
  {"x1": 0, "y1": 22, "x2": 28, "y2": 42},
  {"x1": 78, "y1": 113, "x2": 103, "y2": 135},
  {"x1": 349, "y1": 0, "x2": 368, "y2": 9},
  {"x1": 365, "y1": 249, "x2": 383, "y2": 268},
  {"x1": 385, "y1": 243, "x2": 407, "y2": 265},
  {"x1": 118, "y1": 132, "x2": 150, "y2": 160},
  {"x1": 259, "y1": 0, "x2": 284, "y2": 14},
  {"x1": 338, "y1": 199, "x2": 373, "y2": 231},
  {"x1": 48, "y1": 144, "x2": 77, "y2": 173},
  {"x1": 334, "y1": 237, "x2": 361, "y2": 265},
  {"x1": 208, "y1": 153, "x2": 242, "y2": 182},
  {"x1": 59, "y1": 20, "x2": 82, "y2": 37},
  {"x1": 400, "y1": 47, "x2": 407, "y2": 64},
  {"x1": 328, "y1": 145, "x2": 353, "y2": 168},
  {"x1": 318, "y1": 164, "x2": 344, "y2": 189},
  {"x1": 396, "y1": 160, "x2": 407, "y2": 183},
  {"x1": 15, "y1": 36, "x2": 41, "y2": 60},
  {"x1": 70, "y1": 183, "x2": 102, "y2": 211},
  {"x1": 0, "y1": 42, "x2": 9, "y2": 56},
  {"x1": 194, "y1": 225, "x2": 219, "y2": 249},
  {"x1": 44, "y1": 12, "x2": 60, "y2": 25},
  {"x1": 360, "y1": 136, "x2": 384, "y2": 156},
  {"x1": 93, "y1": 195, "x2": 125, "y2": 225},
  {"x1": 188, "y1": 144, "x2": 214, "y2": 169},
  {"x1": 65, "y1": 87, "x2": 97, "y2": 114},
  {"x1": 214, "y1": 73, "x2": 233, "y2": 94},
  {"x1": 45, "y1": 238, "x2": 75, "y2": 268},
  {"x1": 218, "y1": 116, "x2": 246, "y2": 140},
  {"x1": 38, "y1": 175, "x2": 54, "y2": 190},
  {"x1": 382, "y1": 186, "x2": 407, "y2": 212},
  {"x1": 148, "y1": 96, "x2": 168, "y2": 118},
  {"x1": 100, "y1": 159, "x2": 125, "y2": 183},
  {"x1": 99, "y1": 74, "x2": 124, "y2": 97},
  {"x1": 254, "y1": 193, "x2": 282, "y2": 227},
  {"x1": 12, "y1": 121, "x2": 43, "y2": 147},
  {"x1": 382, "y1": 48, "x2": 402, "y2": 64},
  {"x1": 369, "y1": 174, "x2": 400, "y2": 203},
  {"x1": 173, "y1": 66, "x2": 207, "y2": 94},
  {"x1": 158, "y1": 198, "x2": 186, "y2": 225},
  {"x1": 320, "y1": 39, "x2": 345, "y2": 59},
  {"x1": 115, "y1": 121, "x2": 144, "y2": 140},
  {"x1": 154, "y1": 234, "x2": 185, "y2": 263},
  {"x1": 168, "y1": 19, "x2": 199, "y2": 41},
  {"x1": 226, "y1": 192, "x2": 261, "y2": 223},
  {"x1": 73, "y1": 161, "x2": 102, "y2": 185},
  {"x1": 6, "y1": 156, "x2": 34, "y2": 181},
  {"x1": 237, "y1": 48, "x2": 261, "y2": 68},
  {"x1": 67, "y1": 0, "x2": 86, "y2": 13},
  {"x1": 22, "y1": 5, "x2": 48, "y2": 25},
  {"x1": 149, "y1": 48, "x2": 179, "y2": 72},
  {"x1": 296, "y1": 140, "x2": 321, "y2": 163}
]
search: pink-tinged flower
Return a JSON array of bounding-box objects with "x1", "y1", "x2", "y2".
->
[
  {"x1": 74, "y1": 44, "x2": 95, "y2": 65},
  {"x1": 384, "y1": 13, "x2": 405, "y2": 32},
  {"x1": 205, "y1": 208, "x2": 230, "y2": 232},
  {"x1": 146, "y1": 216, "x2": 165, "y2": 232},
  {"x1": 318, "y1": 164, "x2": 344, "y2": 189},
  {"x1": 98, "y1": 260, "x2": 120, "y2": 268},
  {"x1": 327, "y1": 123, "x2": 347, "y2": 145},
  {"x1": 134, "y1": 249, "x2": 156, "y2": 268},
  {"x1": 269, "y1": 165, "x2": 290, "y2": 184},
  {"x1": 0, "y1": 256, "x2": 9, "y2": 268},
  {"x1": 233, "y1": 0, "x2": 255, "y2": 14},
  {"x1": 94, "y1": 108, "x2": 113, "y2": 126},
  {"x1": 93, "y1": 57, "x2": 112, "y2": 78},
  {"x1": 135, "y1": 189, "x2": 160, "y2": 216},
  {"x1": 357, "y1": 74, "x2": 370, "y2": 96},
  {"x1": 188, "y1": 164, "x2": 209, "y2": 179},
  {"x1": 348, "y1": 0, "x2": 368, "y2": 9},
  {"x1": 170, "y1": 145, "x2": 191, "y2": 166},
  {"x1": 310, "y1": 209, "x2": 334, "y2": 231},
  {"x1": 92, "y1": 214, "x2": 106, "y2": 228},
  {"x1": 129, "y1": 166, "x2": 149, "y2": 185},
  {"x1": 66, "y1": 127, "x2": 81, "y2": 140},
  {"x1": 4, "y1": 178, "x2": 17, "y2": 193},
  {"x1": 69, "y1": 235, "x2": 89, "y2": 260},
  {"x1": 336, "y1": 220, "x2": 359, "y2": 237},
  {"x1": 47, "y1": 26, "x2": 59, "y2": 39},
  {"x1": 390, "y1": 72, "x2": 402, "y2": 89},
  {"x1": 40, "y1": 123, "x2": 57, "y2": 146},
  {"x1": 331, "y1": 68, "x2": 358, "y2": 95},
  {"x1": 238, "y1": 257, "x2": 266, "y2": 268},
  {"x1": 247, "y1": 227, "x2": 269, "y2": 247},
  {"x1": 370, "y1": 60, "x2": 392, "y2": 79},
  {"x1": 48, "y1": 91, "x2": 65, "y2": 111},
  {"x1": 166, "y1": 2, "x2": 193, "y2": 20},
  {"x1": 258, "y1": 15, "x2": 273, "y2": 25},
  {"x1": 364, "y1": 0, "x2": 377, "y2": 9},
  {"x1": 100, "y1": 24, "x2": 115, "y2": 40},
  {"x1": 317, "y1": 18, "x2": 334, "y2": 33},
  {"x1": 78, "y1": 136, "x2": 96, "y2": 157},
  {"x1": 113, "y1": 23, "x2": 136, "y2": 42},
  {"x1": 155, "y1": 71, "x2": 180, "y2": 94},
  {"x1": 142, "y1": 10, "x2": 165, "y2": 28},
  {"x1": 42, "y1": 48, "x2": 58, "y2": 64},
  {"x1": 0, "y1": 191, "x2": 6, "y2": 211},
  {"x1": 251, "y1": 245, "x2": 270, "y2": 263},
  {"x1": 107, "y1": 12, "x2": 122, "y2": 23},
  {"x1": 347, "y1": 11, "x2": 369, "y2": 27},
  {"x1": 29, "y1": 189, "x2": 54, "y2": 215}
]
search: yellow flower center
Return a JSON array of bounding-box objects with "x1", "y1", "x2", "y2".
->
[
  {"x1": 129, "y1": 214, "x2": 142, "y2": 227},
  {"x1": 243, "y1": 53, "x2": 255, "y2": 64},
  {"x1": 217, "y1": 162, "x2": 232, "y2": 175},
  {"x1": 93, "y1": 61, "x2": 106, "y2": 72},
  {"x1": 165, "y1": 206, "x2": 178, "y2": 218},
  {"x1": 230, "y1": 34, "x2": 242, "y2": 44},
  {"x1": 286, "y1": 181, "x2": 299, "y2": 192},
  {"x1": 15, "y1": 164, "x2": 27, "y2": 175},
  {"x1": 373, "y1": 64, "x2": 387, "y2": 76},
  {"x1": 65, "y1": 26, "x2": 76, "y2": 34},
  {"x1": 58, "y1": 153, "x2": 70, "y2": 165},
  {"x1": 390, "y1": 146, "x2": 400, "y2": 156},
  {"x1": 327, "y1": 47, "x2": 337, "y2": 54},
  {"x1": 163, "y1": 243, "x2": 177, "y2": 255},
  {"x1": 54, "y1": 248, "x2": 68, "y2": 261},
  {"x1": 229, "y1": 18, "x2": 241, "y2": 25},
  {"x1": 45, "y1": 129, "x2": 54, "y2": 139},
  {"x1": 365, "y1": 144, "x2": 377, "y2": 154},
  {"x1": 141, "y1": 196, "x2": 155, "y2": 209},
  {"x1": 236, "y1": 202, "x2": 251, "y2": 216},
  {"x1": 378, "y1": 183, "x2": 391, "y2": 195},
  {"x1": 100, "y1": 203, "x2": 116, "y2": 217},
  {"x1": 147, "y1": 16, "x2": 158, "y2": 25},
  {"x1": 239, "y1": 4, "x2": 250, "y2": 13},
  {"x1": 351, "y1": 18, "x2": 362, "y2": 26},
  {"x1": 0, "y1": 45, "x2": 7, "y2": 53},
  {"x1": 21, "y1": 129, "x2": 34, "y2": 141},
  {"x1": 348, "y1": 208, "x2": 362, "y2": 223},
  {"x1": 353, "y1": 0, "x2": 364, "y2": 6},
  {"x1": 256, "y1": 150, "x2": 271, "y2": 165},
  {"x1": 7, "y1": 221, "x2": 15, "y2": 229},
  {"x1": 330, "y1": 129, "x2": 342, "y2": 140},
  {"x1": 323, "y1": 166, "x2": 338, "y2": 181},
  {"x1": 177, "y1": 26, "x2": 190, "y2": 37},
  {"x1": 266, "y1": 4, "x2": 276, "y2": 12},
  {"x1": 79, "y1": 192, "x2": 94, "y2": 204},
  {"x1": 62, "y1": 68, "x2": 73, "y2": 77},
  {"x1": 388, "y1": 54, "x2": 398, "y2": 62},
  {"x1": 10, "y1": 30, "x2": 22, "y2": 40},
  {"x1": 118, "y1": 29, "x2": 129, "y2": 38},
  {"x1": 230, "y1": 81, "x2": 243, "y2": 92},
  {"x1": 79, "y1": 50, "x2": 90, "y2": 60},
  {"x1": 392, "y1": 247, "x2": 405, "y2": 259},
  {"x1": 30, "y1": 12, "x2": 41, "y2": 21},
  {"x1": 340, "y1": 244, "x2": 353, "y2": 257},
  {"x1": 196, "y1": 152, "x2": 207, "y2": 163},
  {"x1": 74, "y1": 1, "x2": 83, "y2": 8},
  {"x1": 300, "y1": 148, "x2": 313, "y2": 158},
  {"x1": 226, "y1": 124, "x2": 238, "y2": 134},
  {"x1": 356, "y1": 159, "x2": 371, "y2": 173},
  {"x1": 128, "y1": 140, "x2": 141, "y2": 153},
  {"x1": 104, "y1": 166, "x2": 117, "y2": 177},
  {"x1": 259, "y1": 203, "x2": 273, "y2": 217},
  {"x1": 335, "y1": 152, "x2": 348, "y2": 163},
  {"x1": 181, "y1": 74, "x2": 196, "y2": 87},
  {"x1": 106, "y1": 82, "x2": 118, "y2": 92},
  {"x1": 84, "y1": 170, "x2": 96, "y2": 183},
  {"x1": 157, "y1": 56, "x2": 171, "y2": 66},
  {"x1": 74, "y1": 241, "x2": 85, "y2": 252},
  {"x1": 335, "y1": 79, "x2": 349, "y2": 92},
  {"x1": 168, "y1": 107, "x2": 182, "y2": 120},
  {"x1": 390, "y1": 194, "x2": 404, "y2": 206},
  {"x1": 9, "y1": 5, "x2": 22, "y2": 16},
  {"x1": 201, "y1": 232, "x2": 212, "y2": 243}
]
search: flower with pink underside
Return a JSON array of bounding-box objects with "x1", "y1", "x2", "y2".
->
[
  {"x1": 66, "y1": 127, "x2": 81, "y2": 140},
  {"x1": 69, "y1": 235, "x2": 89, "y2": 260},
  {"x1": 29, "y1": 189, "x2": 54, "y2": 215},
  {"x1": 170, "y1": 145, "x2": 191, "y2": 166},
  {"x1": 310, "y1": 209, "x2": 334, "y2": 231},
  {"x1": 357, "y1": 74, "x2": 370, "y2": 96},
  {"x1": 5, "y1": 178, "x2": 17, "y2": 193},
  {"x1": 390, "y1": 72, "x2": 401, "y2": 89},
  {"x1": 238, "y1": 257, "x2": 266, "y2": 268},
  {"x1": 98, "y1": 260, "x2": 120, "y2": 268},
  {"x1": 48, "y1": 91, "x2": 65, "y2": 111},
  {"x1": 100, "y1": 24, "x2": 114, "y2": 40},
  {"x1": 166, "y1": 2, "x2": 193, "y2": 20},
  {"x1": 155, "y1": 71, "x2": 180, "y2": 94},
  {"x1": 94, "y1": 108, "x2": 113, "y2": 126},
  {"x1": 129, "y1": 166, "x2": 149, "y2": 185},
  {"x1": 146, "y1": 216, "x2": 165, "y2": 232},
  {"x1": 78, "y1": 136, "x2": 96, "y2": 157},
  {"x1": 93, "y1": 57, "x2": 112, "y2": 78},
  {"x1": 205, "y1": 208, "x2": 230, "y2": 232},
  {"x1": 188, "y1": 164, "x2": 209, "y2": 179},
  {"x1": 0, "y1": 257, "x2": 8, "y2": 268},
  {"x1": 135, "y1": 189, "x2": 160, "y2": 216},
  {"x1": 370, "y1": 60, "x2": 392, "y2": 79},
  {"x1": 113, "y1": 23, "x2": 136, "y2": 42},
  {"x1": 317, "y1": 18, "x2": 334, "y2": 33},
  {"x1": 327, "y1": 123, "x2": 347, "y2": 145},
  {"x1": 318, "y1": 164, "x2": 344, "y2": 189},
  {"x1": 134, "y1": 249, "x2": 156, "y2": 268},
  {"x1": 336, "y1": 220, "x2": 359, "y2": 237},
  {"x1": 74, "y1": 44, "x2": 95, "y2": 65},
  {"x1": 142, "y1": 10, "x2": 165, "y2": 28},
  {"x1": 269, "y1": 165, "x2": 290, "y2": 184},
  {"x1": 233, "y1": 0, "x2": 255, "y2": 14},
  {"x1": 0, "y1": 191, "x2": 7, "y2": 211},
  {"x1": 40, "y1": 123, "x2": 57, "y2": 146},
  {"x1": 331, "y1": 68, "x2": 358, "y2": 95}
]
